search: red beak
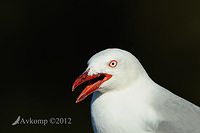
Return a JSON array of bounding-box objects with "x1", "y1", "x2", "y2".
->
[{"x1": 72, "y1": 70, "x2": 112, "y2": 103}]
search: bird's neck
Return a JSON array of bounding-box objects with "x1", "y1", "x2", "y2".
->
[
  {"x1": 92, "y1": 74, "x2": 156, "y2": 103},
  {"x1": 90, "y1": 76, "x2": 159, "y2": 133}
]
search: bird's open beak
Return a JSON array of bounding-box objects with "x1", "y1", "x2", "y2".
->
[{"x1": 72, "y1": 70, "x2": 112, "y2": 103}]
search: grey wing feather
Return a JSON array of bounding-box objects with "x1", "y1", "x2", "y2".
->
[
  {"x1": 12, "y1": 116, "x2": 20, "y2": 125},
  {"x1": 152, "y1": 87, "x2": 200, "y2": 133}
]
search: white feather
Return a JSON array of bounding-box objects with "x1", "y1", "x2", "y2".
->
[{"x1": 82, "y1": 48, "x2": 200, "y2": 133}]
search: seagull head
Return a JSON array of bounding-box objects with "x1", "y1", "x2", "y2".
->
[{"x1": 72, "y1": 48, "x2": 146, "y2": 103}]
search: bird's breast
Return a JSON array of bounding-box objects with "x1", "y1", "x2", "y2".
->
[{"x1": 90, "y1": 89, "x2": 159, "y2": 133}]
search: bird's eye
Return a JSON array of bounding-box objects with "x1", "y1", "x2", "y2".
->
[{"x1": 109, "y1": 60, "x2": 118, "y2": 68}]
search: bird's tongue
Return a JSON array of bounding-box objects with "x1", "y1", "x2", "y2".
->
[{"x1": 72, "y1": 70, "x2": 112, "y2": 103}]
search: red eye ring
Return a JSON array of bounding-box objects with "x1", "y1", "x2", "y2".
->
[{"x1": 109, "y1": 60, "x2": 118, "y2": 68}]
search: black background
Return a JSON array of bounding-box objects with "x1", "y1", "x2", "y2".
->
[{"x1": 1, "y1": 0, "x2": 200, "y2": 132}]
